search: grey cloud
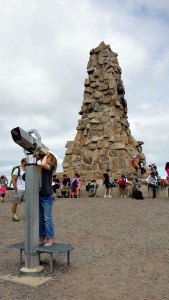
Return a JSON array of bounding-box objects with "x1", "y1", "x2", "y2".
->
[{"x1": 0, "y1": 0, "x2": 169, "y2": 178}]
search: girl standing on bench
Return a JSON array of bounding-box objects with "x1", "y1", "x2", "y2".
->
[{"x1": 37, "y1": 151, "x2": 57, "y2": 247}]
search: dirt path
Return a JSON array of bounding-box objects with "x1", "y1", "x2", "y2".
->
[{"x1": 0, "y1": 196, "x2": 169, "y2": 299}]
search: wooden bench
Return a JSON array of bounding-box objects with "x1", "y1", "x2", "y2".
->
[{"x1": 8, "y1": 242, "x2": 74, "y2": 273}]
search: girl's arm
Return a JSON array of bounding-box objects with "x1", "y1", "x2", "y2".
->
[{"x1": 41, "y1": 154, "x2": 51, "y2": 170}]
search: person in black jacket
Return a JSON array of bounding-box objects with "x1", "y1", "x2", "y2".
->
[{"x1": 103, "y1": 169, "x2": 112, "y2": 198}]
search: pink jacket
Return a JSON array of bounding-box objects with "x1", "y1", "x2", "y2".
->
[
  {"x1": 0, "y1": 186, "x2": 6, "y2": 194},
  {"x1": 166, "y1": 169, "x2": 169, "y2": 183}
]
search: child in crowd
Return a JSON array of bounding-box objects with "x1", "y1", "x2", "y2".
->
[
  {"x1": 0, "y1": 183, "x2": 6, "y2": 202},
  {"x1": 76, "y1": 174, "x2": 81, "y2": 197},
  {"x1": 117, "y1": 174, "x2": 128, "y2": 198},
  {"x1": 70, "y1": 174, "x2": 80, "y2": 198}
]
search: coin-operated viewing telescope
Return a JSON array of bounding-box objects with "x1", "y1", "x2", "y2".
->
[
  {"x1": 10, "y1": 126, "x2": 50, "y2": 276},
  {"x1": 11, "y1": 126, "x2": 49, "y2": 157}
]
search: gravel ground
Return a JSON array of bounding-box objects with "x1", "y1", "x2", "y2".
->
[{"x1": 1, "y1": 196, "x2": 169, "y2": 300}]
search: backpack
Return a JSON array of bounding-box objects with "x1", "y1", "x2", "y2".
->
[
  {"x1": 11, "y1": 166, "x2": 20, "y2": 177},
  {"x1": 11, "y1": 166, "x2": 25, "y2": 181},
  {"x1": 132, "y1": 188, "x2": 144, "y2": 200}
]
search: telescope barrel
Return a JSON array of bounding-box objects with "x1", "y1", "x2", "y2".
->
[{"x1": 11, "y1": 126, "x2": 49, "y2": 155}]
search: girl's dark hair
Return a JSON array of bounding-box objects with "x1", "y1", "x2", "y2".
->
[{"x1": 165, "y1": 162, "x2": 169, "y2": 170}]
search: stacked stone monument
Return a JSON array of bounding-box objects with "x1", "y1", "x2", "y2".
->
[{"x1": 62, "y1": 42, "x2": 146, "y2": 183}]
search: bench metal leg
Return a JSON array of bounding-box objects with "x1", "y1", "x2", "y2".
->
[
  {"x1": 50, "y1": 253, "x2": 53, "y2": 273},
  {"x1": 20, "y1": 249, "x2": 23, "y2": 265},
  {"x1": 67, "y1": 251, "x2": 70, "y2": 266}
]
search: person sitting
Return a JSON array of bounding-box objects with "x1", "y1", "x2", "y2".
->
[
  {"x1": 117, "y1": 174, "x2": 128, "y2": 198},
  {"x1": 116, "y1": 83, "x2": 127, "y2": 108},
  {"x1": 138, "y1": 159, "x2": 146, "y2": 176},
  {"x1": 146, "y1": 172, "x2": 158, "y2": 198},
  {"x1": 52, "y1": 175, "x2": 61, "y2": 197},
  {"x1": 157, "y1": 176, "x2": 167, "y2": 189},
  {"x1": 86, "y1": 180, "x2": 99, "y2": 197},
  {"x1": 130, "y1": 174, "x2": 141, "y2": 195},
  {"x1": 130, "y1": 174, "x2": 143, "y2": 199},
  {"x1": 61, "y1": 174, "x2": 71, "y2": 197},
  {"x1": 70, "y1": 175, "x2": 79, "y2": 198},
  {"x1": 75, "y1": 173, "x2": 81, "y2": 198},
  {"x1": 131, "y1": 156, "x2": 139, "y2": 173}
]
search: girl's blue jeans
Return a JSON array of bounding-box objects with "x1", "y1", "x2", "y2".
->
[{"x1": 39, "y1": 194, "x2": 55, "y2": 239}]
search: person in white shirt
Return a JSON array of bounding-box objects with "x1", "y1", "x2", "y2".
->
[
  {"x1": 146, "y1": 172, "x2": 158, "y2": 198},
  {"x1": 12, "y1": 158, "x2": 27, "y2": 221}
]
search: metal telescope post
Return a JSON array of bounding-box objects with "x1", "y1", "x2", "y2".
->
[
  {"x1": 11, "y1": 127, "x2": 49, "y2": 276},
  {"x1": 21, "y1": 129, "x2": 43, "y2": 275}
]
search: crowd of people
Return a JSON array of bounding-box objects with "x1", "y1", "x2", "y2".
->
[
  {"x1": 52, "y1": 173, "x2": 81, "y2": 199},
  {"x1": 102, "y1": 157, "x2": 169, "y2": 200},
  {"x1": 1, "y1": 154, "x2": 169, "y2": 249}
]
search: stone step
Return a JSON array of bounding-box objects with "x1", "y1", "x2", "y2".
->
[
  {"x1": 80, "y1": 185, "x2": 169, "y2": 198},
  {"x1": 6, "y1": 186, "x2": 169, "y2": 200}
]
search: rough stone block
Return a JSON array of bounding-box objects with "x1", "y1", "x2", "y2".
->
[
  {"x1": 98, "y1": 84, "x2": 109, "y2": 91},
  {"x1": 65, "y1": 141, "x2": 74, "y2": 148},
  {"x1": 94, "y1": 91, "x2": 103, "y2": 99}
]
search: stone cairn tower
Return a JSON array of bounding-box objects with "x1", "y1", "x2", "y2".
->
[{"x1": 62, "y1": 42, "x2": 146, "y2": 183}]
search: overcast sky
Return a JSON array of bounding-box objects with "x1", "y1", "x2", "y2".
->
[{"x1": 0, "y1": 0, "x2": 169, "y2": 179}]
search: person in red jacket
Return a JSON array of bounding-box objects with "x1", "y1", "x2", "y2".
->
[
  {"x1": 117, "y1": 174, "x2": 128, "y2": 198},
  {"x1": 131, "y1": 156, "x2": 138, "y2": 172}
]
